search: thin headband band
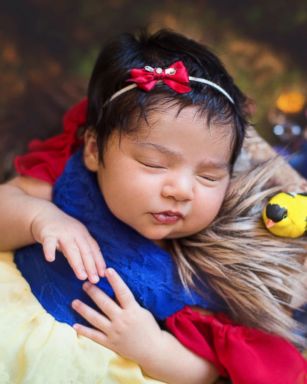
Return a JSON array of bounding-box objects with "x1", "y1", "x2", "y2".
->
[
  {"x1": 108, "y1": 61, "x2": 235, "y2": 104},
  {"x1": 109, "y1": 80, "x2": 234, "y2": 104}
]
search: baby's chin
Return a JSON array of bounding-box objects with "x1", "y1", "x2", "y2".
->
[{"x1": 133, "y1": 221, "x2": 203, "y2": 243}]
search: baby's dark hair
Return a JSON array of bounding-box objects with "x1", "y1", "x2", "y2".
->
[
  {"x1": 86, "y1": 29, "x2": 249, "y2": 168},
  {"x1": 86, "y1": 30, "x2": 306, "y2": 346}
]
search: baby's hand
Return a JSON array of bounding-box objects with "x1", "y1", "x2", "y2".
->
[
  {"x1": 31, "y1": 204, "x2": 106, "y2": 283},
  {"x1": 72, "y1": 268, "x2": 164, "y2": 364}
]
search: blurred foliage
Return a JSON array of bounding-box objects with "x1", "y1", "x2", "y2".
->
[{"x1": 0, "y1": 0, "x2": 306, "y2": 180}]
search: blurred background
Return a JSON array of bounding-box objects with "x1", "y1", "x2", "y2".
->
[{"x1": 0, "y1": 0, "x2": 306, "y2": 181}]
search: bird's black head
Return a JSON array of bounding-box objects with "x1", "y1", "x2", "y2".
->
[{"x1": 266, "y1": 204, "x2": 288, "y2": 223}]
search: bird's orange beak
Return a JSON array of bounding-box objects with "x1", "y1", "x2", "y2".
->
[{"x1": 265, "y1": 219, "x2": 275, "y2": 228}]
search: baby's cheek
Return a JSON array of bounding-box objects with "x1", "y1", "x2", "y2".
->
[{"x1": 194, "y1": 194, "x2": 225, "y2": 227}]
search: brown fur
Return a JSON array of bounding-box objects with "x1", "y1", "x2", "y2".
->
[{"x1": 169, "y1": 157, "x2": 307, "y2": 347}]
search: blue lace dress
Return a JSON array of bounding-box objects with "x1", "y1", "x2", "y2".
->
[{"x1": 14, "y1": 150, "x2": 225, "y2": 326}]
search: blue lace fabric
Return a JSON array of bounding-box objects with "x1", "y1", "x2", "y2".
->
[{"x1": 15, "y1": 150, "x2": 226, "y2": 326}]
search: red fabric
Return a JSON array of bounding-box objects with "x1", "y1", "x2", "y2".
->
[
  {"x1": 129, "y1": 61, "x2": 191, "y2": 93},
  {"x1": 14, "y1": 98, "x2": 87, "y2": 184},
  {"x1": 166, "y1": 306, "x2": 307, "y2": 384}
]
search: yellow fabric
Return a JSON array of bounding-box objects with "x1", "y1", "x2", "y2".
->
[{"x1": 0, "y1": 252, "x2": 165, "y2": 384}]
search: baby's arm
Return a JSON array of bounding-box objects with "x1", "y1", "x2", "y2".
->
[
  {"x1": 0, "y1": 176, "x2": 105, "y2": 283},
  {"x1": 0, "y1": 176, "x2": 53, "y2": 248},
  {"x1": 72, "y1": 268, "x2": 218, "y2": 384}
]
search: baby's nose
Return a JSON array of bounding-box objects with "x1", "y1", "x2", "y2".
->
[{"x1": 161, "y1": 175, "x2": 194, "y2": 201}]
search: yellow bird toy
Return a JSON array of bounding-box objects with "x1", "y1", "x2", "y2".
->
[{"x1": 262, "y1": 192, "x2": 307, "y2": 238}]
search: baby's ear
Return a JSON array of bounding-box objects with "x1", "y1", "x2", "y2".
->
[{"x1": 83, "y1": 130, "x2": 99, "y2": 171}]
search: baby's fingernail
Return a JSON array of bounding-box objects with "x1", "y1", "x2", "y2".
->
[
  {"x1": 83, "y1": 282, "x2": 91, "y2": 290},
  {"x1": 106, "y1": 268, "x2": 114, "y2": 276},
  {"x1": 71, "y1": 299, "x2": 78, "y2": 308},
  {"x1": 79, "y1": 271, "x2": 87, "y2": 280},
  {"x1": 90, "y1": 274, "x2": 99, "y2": 283},
  {"x1": 73, "y1": 324, "x2": 80, "y2": 331}
]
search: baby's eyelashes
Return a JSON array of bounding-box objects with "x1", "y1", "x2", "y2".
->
[
  {"x1": 198, "y1": 175, "x2": 217, "y2": 182},
  {"x1": 138, "y1": 160, "x2": 166, "y2": 169}
]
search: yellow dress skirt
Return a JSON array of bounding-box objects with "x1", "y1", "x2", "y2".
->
[{"x1": 0, "y1": 252, "x2": 165, "y2": 384}]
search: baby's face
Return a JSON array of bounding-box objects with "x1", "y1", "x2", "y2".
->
[{"x1": 85, "y1": 105, "x2": 233, "y2": 242}]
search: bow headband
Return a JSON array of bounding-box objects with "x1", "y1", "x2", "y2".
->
[{"x1": 108, "y1": 60, "x2": 234, "y2": 104}]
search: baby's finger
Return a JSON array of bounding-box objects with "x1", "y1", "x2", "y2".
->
[
  {"x1": 76, "y1": 238, "x2": 100, "y2": 284},
  {"x1": 88, "y1": 237, "x2": 106, "y2": 277},
  {"x1": 60, "y1": 240, "x2": 87, "y2": 280},
  {"x1": 105, "y1": 268, "x2": 135, "y2": 309},
  {"x1": 42, "y1": 236, "x2": 57, "y2": 262},
  {"x1": 73, "y1": 323, "x2": 108, "y2": 347},
  {"x1": 72, "y1": 299, "x2": 111, "y2": 332},
  {"x1": 82, "y1": 282, "x2": 121, "y2": 320}
]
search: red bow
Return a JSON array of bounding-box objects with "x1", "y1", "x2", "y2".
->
[{"x1": 128, "y1": 61, "x2": 192, "y2": 94}]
